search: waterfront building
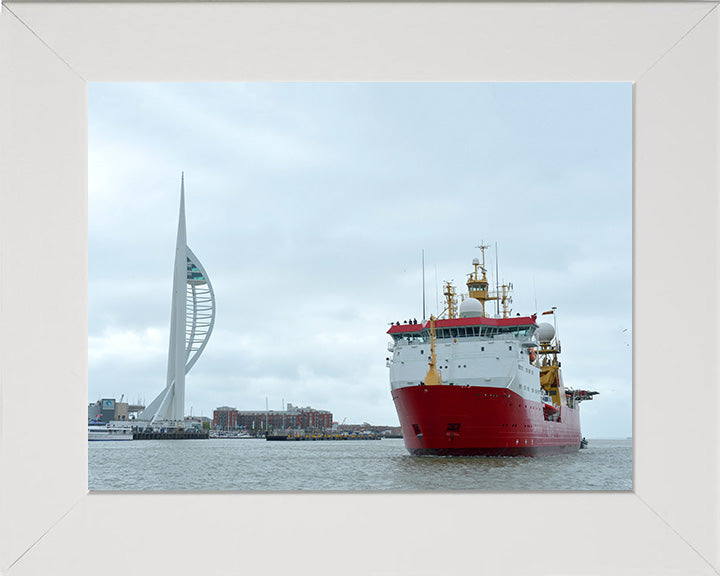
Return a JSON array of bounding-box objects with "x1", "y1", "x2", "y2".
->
[
  {"x1": 88, "y1": 398, "x2": 130, "y2": 423},
  {"x1": 186, "y1": 415, "x2": 212, "y2": 429},
  {"x1": 138, "y1": 175, "x2": 215, "y2": 423},
  {"x1": 213, "y1": 406, "x2": 239, "y2": 430},
  {"x1": 235, "y1": 404, "x2": 333, "y2": 431}
]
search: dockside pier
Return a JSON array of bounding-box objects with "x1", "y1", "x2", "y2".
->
[
  {"x1": 133, "y1": 428, "x2": 209, "y2": 440},
  {"x1": 266, "y1": 432, "x2": 382, "y2": 441}
]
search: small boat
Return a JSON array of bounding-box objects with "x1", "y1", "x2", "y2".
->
[
  {"x1": 88, "y1": 422, "x2": 133, "y2": 441},
  {"x1": 543, "y1": 403, "x2": 560, "y2": 421}
]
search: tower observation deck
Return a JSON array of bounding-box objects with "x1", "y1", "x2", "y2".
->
[{"x1": 138, "y1": 175, "x2": 215, "y2": 423}]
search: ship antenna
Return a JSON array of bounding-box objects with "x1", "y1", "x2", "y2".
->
[
  {"x1": 435, "y1": 264, "x2": 439, "y2": 317},
  {"x1": 422, "y1": 249, "x2": 426, "y2": 321},
  {"x1": 495, "y1": 243, "x2": 500, "y2": 318}
]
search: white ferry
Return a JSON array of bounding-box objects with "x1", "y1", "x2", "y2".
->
[{"x1": 88, "y1": 421, "x2": 134, "y2": 441}]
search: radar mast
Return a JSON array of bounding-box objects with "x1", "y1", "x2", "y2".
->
[{"x1": 466, "y1": 243, "x2": 507, "y2": 317}]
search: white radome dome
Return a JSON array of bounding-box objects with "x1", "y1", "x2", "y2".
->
[
  {"x1": 459, "y1": 298, "x2": 484, "y2": 318},
  {"x1": 536, "y1": 322, "x2": 555, "y2": 343}
]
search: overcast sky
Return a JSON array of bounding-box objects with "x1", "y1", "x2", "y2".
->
[{"x1": 89, "y1": 82, "x2": 631, "y2": 438}]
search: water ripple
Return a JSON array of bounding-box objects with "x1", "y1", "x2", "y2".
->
[{"x1": 89, "y1": 438, "x2": 632, "y2": 491}]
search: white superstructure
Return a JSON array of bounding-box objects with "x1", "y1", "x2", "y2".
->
[{"x1": 388, "y1": 321, "x2": 546, "y2": 404}]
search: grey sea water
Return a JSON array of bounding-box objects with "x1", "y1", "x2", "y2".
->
[{"x1": 89, "y1": 437, "x2": 631, "y2": 491}]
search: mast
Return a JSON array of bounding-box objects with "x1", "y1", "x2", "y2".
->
[
  {"x1": 443, "y1": 281, "x2": 458, "y2": 319},
  {"x1": 537, "y1": 309, "x2": 564, "y2": 406},
  {"x1": 499, "y1": 282, "x2": 513, "y2": 318},
  {"x1": 422, "y1": 249, "x2": 426, "y2": 321},
  {"x1": 435, "y1": 265, "x2": 439, "y2": 318},
  {"x1": 467, "y1": 243, "x2": 499, "y2": 317},
  {"x1": 495, "y1": 243, "x2": 500, "y2": 317},
  {"x1": 424, "y1": 315, "x2": 442, "y2": 385}
]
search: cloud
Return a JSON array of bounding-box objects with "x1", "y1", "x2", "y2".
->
[{"x1": 89, "y1": 82, "x2": 631, "y2": 435}]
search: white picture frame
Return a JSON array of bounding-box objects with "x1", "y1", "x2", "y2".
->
[{"x1": 1, "y1": 2, "x2": 718, "y2": 574}]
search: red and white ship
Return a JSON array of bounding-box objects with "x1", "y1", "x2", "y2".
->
[{"x1": 387, "y1": 246, "x2": 597, "y2": 456}]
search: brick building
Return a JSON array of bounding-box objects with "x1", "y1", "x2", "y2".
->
[
  {"x1": 213, "y1": 406, "x2": 239, "y2": 430},
  {"x1": 234, "y1": 403, "x2": 332, "y2": 432}
]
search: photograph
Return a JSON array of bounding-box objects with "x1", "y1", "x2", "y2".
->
[
  {"x1": 88, "y1": 82, "x2": 632, "y2": 491},
  {"x1": 4, "y1": 2, "x2": 718, "y2": 574}
]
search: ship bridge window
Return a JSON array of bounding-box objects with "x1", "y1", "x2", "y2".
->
[
  {"x1": 489, "y1": 325, "x2": 534, "y2": 338},
  {"x1": 393, "y1": 332, "x2": 428, "y2": 343},
  {"x1": 437, "y1": 327, "x2": 483, "y2": 339},
  {"x1": 455, "y1": 327, "x2": 479, "y2": 338}
]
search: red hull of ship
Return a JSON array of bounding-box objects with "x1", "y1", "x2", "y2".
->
[{"x1": 392, "y1": 385, "x2": 581, "y2": 456}]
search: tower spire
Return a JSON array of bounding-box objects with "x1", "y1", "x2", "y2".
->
[
  {"x1": 138, "y1": 174, "x2": 215, "y2": 424},
  {"x1": 169, "y1": 174, "x2": 187, "y2": 420}
]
